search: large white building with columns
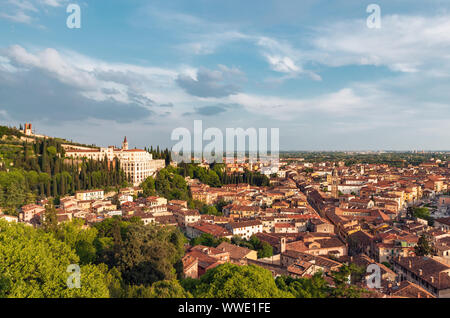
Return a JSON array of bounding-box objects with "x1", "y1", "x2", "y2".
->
[{"x1": 66, "y1": 137, "x2": 165, "y2": 186}]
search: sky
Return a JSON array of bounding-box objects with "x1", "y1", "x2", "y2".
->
[{"x1": 1, "y1": 0, "x2": 450, "y2": 151}]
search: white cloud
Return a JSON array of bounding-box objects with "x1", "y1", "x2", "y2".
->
[
  {"x1": 8, "y1": 0, "x2": 38, "y2": 11},
  {"x1": 228, "y1": 87, "x2": 371, "y2": 120},
  {"x1": 264, "y1": 55, "x2": 300, "y2": 73},
  {"x1": 0, "y1": 11, "x2": 33, "y2": 24},
  {"x1": 183, "y1": 31, "x2": 248, "y2": 55},
  {"x1": 139, "y1": 7, "x2": 318, "y2": 80},
  {"x1": 8, "y1": 45, "x2": 100, "y2": 90},
  {"x1": 1, "y1": 45, "x2": 252, "y2": 123},
  {"x1": 4, "y1": 45, "x2": 181, "y2": 109},
  {"x1": 0, "y1": 0, "x2": 67, "y2": 25},
  {"x1": 149, "y1": 8, "x2": 450, "y2": 82},
  {"x1": 7, "y1": 43, "x2": 440, "y2": 136},
  {"x1": 176, "y1": 65, "x2": 245, "y2": 98},
  {"x1": 253, "y1": 36, "x2": 322, "y2": 80},
  {"x1": 311, "y1": 14, "x2": 450, "y2": 74},
  {"x1": 39, "y1": 0, "x2": 65, "y2": 7}
]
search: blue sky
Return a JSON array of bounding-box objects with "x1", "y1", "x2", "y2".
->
[{"x1": 1, "y1": 0, "x2": 450, "y2": 150}]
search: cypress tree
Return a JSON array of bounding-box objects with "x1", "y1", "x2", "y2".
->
[{"x1": 52, "y1": 176, "x2": 58, "y2": 197}]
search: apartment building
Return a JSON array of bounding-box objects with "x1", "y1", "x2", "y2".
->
[
  {"x1": 225, "y1": 220, "x2": 263, "y2": 240},
  {"x1": 66, "y1": 137, "x2": 165, "y2": 186},
  {"x1": 75, "y1": 189, "x2": 104, "y2": 201},
  {"x1": 393, "y1": 256, "x2": 450, "y2": 298}
]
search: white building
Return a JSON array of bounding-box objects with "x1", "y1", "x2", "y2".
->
[
  {"x1": 261, "y1": 165, "x2": 279, "y2": 176},
  {"x1": 66, "y1": 137, "x2": 165, "y2": 186},
  {"x1": 75, "y1": 189, "x2": 104, "y2": 201},
  {"x1": 0, "y1": 213, "x2": 18, "y2": 223},
  {"x1": 438, "y1": 196, "x2": 450, "y2": 213},
  {"x1": 328, "y1": 184, "x2": 363, "y2": 195},
  {"x1": 225, "y1": 220, "x2": 263, "y2": 240},
  {"x1": 118, "y1": 194, "x2": 134, "y2": 205}
]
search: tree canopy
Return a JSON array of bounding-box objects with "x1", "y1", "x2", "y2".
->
[
  {"x1": 276, "y1": 273, "x2": 329, "y2": 298},
  {"x1": 415, "y1": 234, "x2": 434, "y2": 256},
  {"x1": 190, "y1": 233, "x2": 230, "y2": 248},
  {"x1": 231, "y1": 235, "x2": 273, "y2": 259},
  {"x1": 126, "y1": 280, "x2": 192, "y2": 298},
  {"x1": 107, "y1": 223, "x2": 186, "y2": 286},
  {"x1": 0, "y1": 220, "x2": 114, "y2": 298},
  {"x1": 185, "y1": 263, "x2": 293, "y2": 298}
]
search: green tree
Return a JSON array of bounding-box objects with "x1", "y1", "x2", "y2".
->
[
  {"x1": 190, "y1": 233, "x2": 229, "y2": 248},
  {"x1": 413, "y1": 207, "x2": 430, "y2": 220},
  {"x1": 47, "y1": 146, "x2": 57, "y2": 157},
  {"x1": 126, "y1": 280, "x2": 192, "y2": 298},
  {"x1": 111, "y1": 224, "x2": 186, "y2": 286},
  {"x1": 141, "y1": 176, "x2": 156, "y2": 197},
  {"x1": 201, "y1": 205, "x2": 221, "y2": 216},
  {"x1": 189, "y1": 263, "x2": 293, "y2": 298},
  {"x1": 329, "y1": 264, "x2": 365, "y2": 298},
  {"x1": 54, "y1": 219, "x2": 98, "y2": 264},
  {"x1": 415, "y1": 234, "x2": 434, "y2": 256},
  {"x1": 231, "y1": 235, "x2": 273, "y2": 259},
  {"x1": 41, "y1": 204, "x2": 58, "y2": 232},
  {"x1": 276, "y1": 273, "x2": 329, "y2": 298},
  {"x1": 215, "y1": 199, "x2": 230, "y2": 213},
  {"x1": 257, "y1": 241, "x2": 274, "y2": 259},
  {"x1": 0, "y1": 170, "x2": 31, "y2": 215},
  {"x1": 249, "y1": 235, "x2": 273, "y2": 258},
  {"x1": 149, "y1": 280, "x2": 191, "y2": 298},
  {"x1": 0, "y1": 220, "x2": 112, "y2": 298}
]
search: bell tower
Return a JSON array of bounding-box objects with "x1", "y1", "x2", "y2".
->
[
  {"x1": 331, "y1": 167, "x2": 339, "y2": 199},
  {"x1": 24, "y1": 123, "x2": 33, "y2": 136},
  {"x1": 122, "y1": 136, "x2": 128, "y2": 150}
]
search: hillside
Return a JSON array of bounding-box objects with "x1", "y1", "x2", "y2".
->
[{"x1": 0, "y1": 125, "x2": 128, "y2": 216}]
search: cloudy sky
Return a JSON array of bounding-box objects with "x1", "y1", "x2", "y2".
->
[{"x1": 1, "y1": 0, "x2": 450, "y2": 150}]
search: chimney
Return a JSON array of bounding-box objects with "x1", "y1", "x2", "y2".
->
[
  {"x1": 419, "y1": 269, "x2": 423, "y2": 276},
  {"x1": 431, "y1": 276, "x2": 435, "y2": 283},
  {"x1": 409, "y1": 260, "x2": 412, "y2": 268}
]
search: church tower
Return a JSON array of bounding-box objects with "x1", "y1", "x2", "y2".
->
[
  {"x1": 122, "y1": 136, "x2": 128, "y2": 150},
  {"x1": 24, "y1": 123, "x2": 33, "y2": 136},
  {"x1": 331, "y1": 167, "x2": 339, "y2": 199}
]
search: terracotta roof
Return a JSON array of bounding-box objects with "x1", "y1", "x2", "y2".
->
[
  {"x1": 175, "y1": 209, "x2": 200, "y2": 216},
  {"x1": 182, "y1": 254, "x2": 197, "y2": 271},
  {"x1": 191, "y1": 222, "x2": 231, "y2": 237},
  {"x1": 217, "y1": 242, "x2": 255, "y2": 260},
  {"x1": 395, "y1": 256, "x2": 450, "y2": 290},
  {"x1": 389, "y1": 281, "x2": 436, "y2": 298},
  {"x1": 435, "y1": 217, "x2": 450, "y2": 226},
  {"x1": 282, "y1": 250, "x2": 342, "y2": 270},
  {"x1": 287, "y1": 261, "x2": 314, "y2": 276},
  {"x1": 227, "y1": 220, "x2": 262, "y2": 229},
  {"x1": 274, "y1": 223, "x2": 295, "y2": 228},
  {"x1": 185, "y1": 249, "x2": 220, "y2": 269}
]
